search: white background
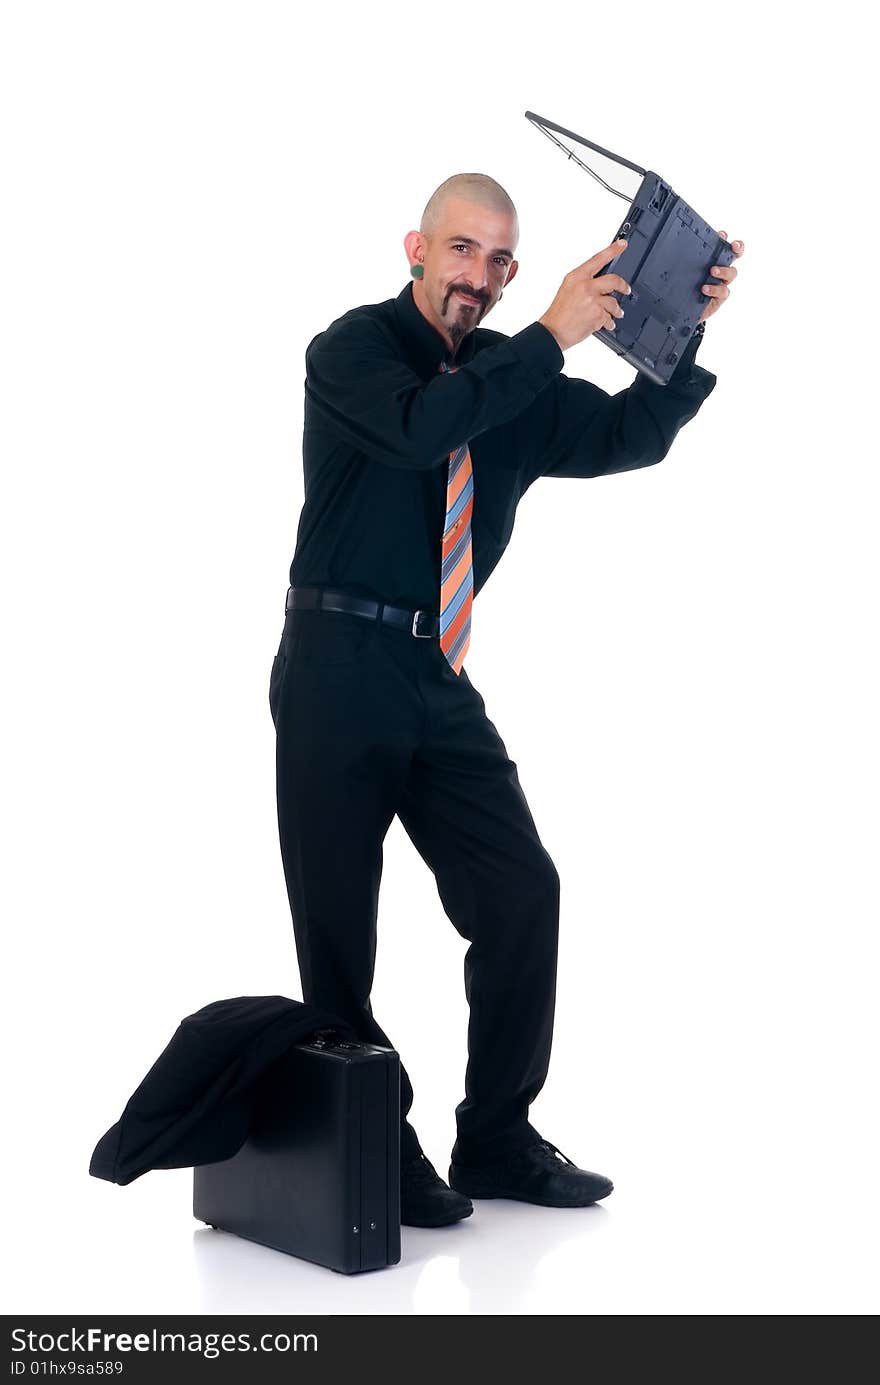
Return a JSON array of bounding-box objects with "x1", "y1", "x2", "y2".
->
[{"x1": 3, "y1": 0, "x2": 877, "y2": 1316}]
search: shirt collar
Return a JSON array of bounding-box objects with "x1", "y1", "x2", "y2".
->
[{"x1": 393, "y1": 279, "x2": 478, "y2": 376}]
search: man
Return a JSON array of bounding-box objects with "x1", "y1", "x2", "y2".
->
[{"x1": 270, "y1": 173, "x2": 742, "y2": 1227}]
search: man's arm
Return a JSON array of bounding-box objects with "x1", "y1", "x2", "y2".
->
[
  {"x1": 304, "y1": 318, "x2": 564, "y2": 471},
  {"x1": 519, "y1": 327, "x2": 718, "y2": 489}
]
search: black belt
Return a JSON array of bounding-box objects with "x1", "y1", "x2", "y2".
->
[{"x1": 286, "y1": 586, "x2": 440, "y2": 638}]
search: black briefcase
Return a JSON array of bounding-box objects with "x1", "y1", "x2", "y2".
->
[{"x1": 193, "y1": 1030, "x2": 401, "y2": 1274}]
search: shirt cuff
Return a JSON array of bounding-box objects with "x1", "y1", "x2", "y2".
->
[
  {"x1": 667, "y1": 324, "x2": 706, "y2": 384},
  {"x1": 507, "y1": 320, "x2": 565, "y2": 393}
]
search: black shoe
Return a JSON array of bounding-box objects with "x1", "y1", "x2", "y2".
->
[
  {"x1": 449, "y1": 1138, "x2": 614, "y2": 1208},
  {"x1": 401, "y1": 1151, "x2": 474, "y2": 1228}
]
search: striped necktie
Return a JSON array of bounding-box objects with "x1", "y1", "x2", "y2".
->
[{"x1": 437, "y1": 359, "x2": 473, "y2": 675}]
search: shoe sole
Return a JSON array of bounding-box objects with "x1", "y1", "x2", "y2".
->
[
  {"x1": 401, "y1": 1203, "x2": 474, "y2": 1228},
  {"x1": 449, "y1": 1168, "x2": 614, "y2": 1207}
]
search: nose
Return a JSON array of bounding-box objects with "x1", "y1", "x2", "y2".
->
[
  {"x1": 471, "y1": 260, "x2": 491, "y2": 291},
  {"x1": 459, "y1": 264, "x2": 491, "y2": 299}
]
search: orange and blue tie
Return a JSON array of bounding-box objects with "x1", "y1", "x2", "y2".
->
[{"x1": 437, "y1": 360, "x2": 473, "y2": 675}]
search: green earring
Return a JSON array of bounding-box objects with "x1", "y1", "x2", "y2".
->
[{"x1": 411, "y1": 263, "x2": 424, "y2": 279}]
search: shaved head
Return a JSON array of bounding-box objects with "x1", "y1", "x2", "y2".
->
[
  {"x1": 404, "y1": 173, "x2": 521, "y2": 355},
  {"x1": 420, "y1": 173, "x2": 519, "y2": 250}
]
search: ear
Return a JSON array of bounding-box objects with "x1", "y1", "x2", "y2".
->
[
  {"x1": 403, "y1": 229, "x2": 426, "y2": 269},
  {"x1": 504, "y1": 260, "x2": 520, "y2": 288}
]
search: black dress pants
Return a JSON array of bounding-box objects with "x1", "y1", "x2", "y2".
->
[{"x1": 269, "y1": 597, "x2": 560, "y2": 1166}]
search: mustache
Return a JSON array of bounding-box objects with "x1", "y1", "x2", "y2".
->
[{"x1": 448, "y1": 287, "x2": 488, "y2": 307}]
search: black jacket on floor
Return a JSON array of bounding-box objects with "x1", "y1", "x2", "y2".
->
[{"x1": 88, "y1": 995, "x2": 358, "y2": 1186}]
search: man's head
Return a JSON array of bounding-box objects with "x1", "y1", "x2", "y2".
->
[{"x1": 404, "y1": 173, "x2": 520, "y2": 355}]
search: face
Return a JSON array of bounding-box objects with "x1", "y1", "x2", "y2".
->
[{"x1": 404, "y1": 194, "x2": 520, "y2": 354}]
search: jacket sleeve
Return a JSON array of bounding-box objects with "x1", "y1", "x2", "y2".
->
[
  {"x1": 304, "y1": 318, "x2": 565, "y2": 470},
  {"x1": 519, "y1": 328, "x2": 718, "y2": 488}
]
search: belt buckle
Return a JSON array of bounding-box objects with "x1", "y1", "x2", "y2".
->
[{"x1": 411, "y1": 609, "x2": 433, "y2": 638}]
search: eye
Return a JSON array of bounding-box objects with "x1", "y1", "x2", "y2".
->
[{"x1": 451, "y1": 244, "x2": 508, "y2": 271}]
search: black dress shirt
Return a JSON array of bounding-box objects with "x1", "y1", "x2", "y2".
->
[{"x1": 289, "y1": 280, "x2": 717, "y2": 611}]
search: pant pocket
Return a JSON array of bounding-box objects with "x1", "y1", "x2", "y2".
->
[
  {"x1": 269, "y1": 652, "x2": 287, "y2": 730},
  {"x1": 295, "y1": 612, "x2": 375, "y2": 666}
]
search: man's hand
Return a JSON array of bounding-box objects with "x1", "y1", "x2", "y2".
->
[
  {"x1": 539, "y1": 231, "x2": 746, "y2": 350},
  {"x1": 699, "y1": 232, "x2": 744, "y2": 323},
  {"x1": 539, "y1": 239, "x2": 632, "y2": 352}
]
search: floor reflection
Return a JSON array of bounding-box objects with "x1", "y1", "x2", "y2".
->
[{"x1": 192, "y1": 1200, "x2": 609, "y2": 1314}]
